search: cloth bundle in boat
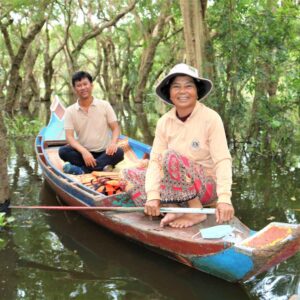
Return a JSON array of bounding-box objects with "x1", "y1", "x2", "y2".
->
[
  {"x1": 79, "y1": 172, "x2": 126, "y2": 196},
  {"x1": 122, "y1": 150, "x2": 217, "y2": 207},
  {"x1": 92, "y1": 177, "x2": 125, "y2": 196}
]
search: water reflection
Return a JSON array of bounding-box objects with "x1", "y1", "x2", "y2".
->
[
  {"x1": 234, "y1": 152, "x2": 300, "y2": 300},
  {"x1": 0, "y1": 139, "x2": 299, "y2": 300},
  {"x1": 35, "y1": 181, "x2": 248, "y2": 300},
  {"x1": 232, "y1": 154, "x2": 300, "y2": 230}
]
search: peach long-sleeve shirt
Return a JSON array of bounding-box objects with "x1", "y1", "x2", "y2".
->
[{"x1": 145, "y1": 102, "x2": 232, "y2": 205}]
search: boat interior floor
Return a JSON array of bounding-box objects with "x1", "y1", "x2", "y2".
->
[
  {"x1": 107, "y1": 212, "x2": 250, "y2": 243},
  {"x1": 45, "y1": 141, "x2": 145, "y2": 179}
]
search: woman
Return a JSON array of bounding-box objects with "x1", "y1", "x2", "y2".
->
[{"x1": 123, "y1": 63, "x2": 234, "y2": 228}]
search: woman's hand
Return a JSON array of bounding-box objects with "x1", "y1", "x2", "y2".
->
[
  {"x1": 216, "y1": 202, "x2": 234, "y2": 224},
  {"x1": 144, "y1": 199, "x2": 161, "y2": 217}
]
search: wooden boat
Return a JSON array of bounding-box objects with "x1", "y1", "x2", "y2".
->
[
  {"x1": 39, "y1": 181, "x2": 249, "y2": 300},
  {"x1": 35, "y1": 97, "x2": 300, "y2": 283}
]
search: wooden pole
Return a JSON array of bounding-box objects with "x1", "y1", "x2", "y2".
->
[{"x1": 9, "y1": 205, "x2": 216, "y2": 214}]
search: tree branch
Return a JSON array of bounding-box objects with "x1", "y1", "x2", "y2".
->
[
  {"x1": 71, "y1": 1, "x2": 137, "y2": 58},
  {"x1": 0, "y1": 19, "x2": 14, "y2": 60}
]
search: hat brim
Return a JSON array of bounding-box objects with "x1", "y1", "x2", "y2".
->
[{"x1": 156, "y1": 73, "x2": 213, "y2": 105}]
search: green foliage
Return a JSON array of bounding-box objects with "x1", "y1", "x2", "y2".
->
[
  {"x1": 0, "y1": 212, "x2": 15, "y2": 227},
  {"x1": 0, "y1": 0, "x2": 299, "y2": 159},
  {"x1": 4, "y1": 115, "x2": 43, "y2": 138},
  {"x1": 0, "y1": 212, "x2": 15, "y2": 248},
  {"x1": 207, "y1": 0, "x2": 300, "y2": 157}
]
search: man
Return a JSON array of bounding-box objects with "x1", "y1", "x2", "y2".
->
[{"x1": 59, "y1": 71, "x2": 124, "y2": 175}]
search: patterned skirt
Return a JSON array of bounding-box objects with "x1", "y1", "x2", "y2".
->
[{"x1": 122, "y1": 150, "x2": 217, "y2": 207}]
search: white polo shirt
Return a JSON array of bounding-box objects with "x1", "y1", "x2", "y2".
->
[{"x1": 64, "y1": 98, "x2": 117, "y2": 152}]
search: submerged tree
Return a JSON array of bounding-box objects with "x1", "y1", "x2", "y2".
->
[{"x1": 0, "y1": 111, "x2": 9, "y2": 210}]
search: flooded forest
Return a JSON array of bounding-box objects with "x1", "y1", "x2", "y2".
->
[{"x1": 0, "y1": 1, "x2": 299, "y2": 300}]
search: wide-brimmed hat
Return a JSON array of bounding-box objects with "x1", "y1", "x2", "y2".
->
[{"x1": 155, "y1": 63, "x2": 213, "y2": 105}]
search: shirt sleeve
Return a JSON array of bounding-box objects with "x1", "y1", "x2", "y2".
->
[
  {"x1": 145, "y1": 119, "x2": 168, "y2": 201},
  {"x1": 208, "y1": 114, "x2": 232, "y2": 205},
  {"x1": 106, "y1": 102, "x2": 118, "y2": 124},
  {"x1": 64, "y1": 108, "x2": 74, "y2": 130}
]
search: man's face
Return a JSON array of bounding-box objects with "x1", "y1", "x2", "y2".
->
[{"x1": 73, "y1": 78, "x2": 93, "y2": 100}]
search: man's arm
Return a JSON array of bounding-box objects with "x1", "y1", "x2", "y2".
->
[
  {"x1": 66, "y1": 129, "x2": 96, "y2": 167},
  {"x1": 106, "y1": 121, "x2": 120, "y2": 155}
]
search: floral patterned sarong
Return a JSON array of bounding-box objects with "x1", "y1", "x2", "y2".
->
[{"x1": 122, "y1": 150, "x2": 217, "y2": 207}]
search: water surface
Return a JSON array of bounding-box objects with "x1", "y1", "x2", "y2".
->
[{"x1": 0, "y1": 139, "x2": 299, "y2": 300}]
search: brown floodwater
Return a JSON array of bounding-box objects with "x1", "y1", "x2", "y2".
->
[{"x1": 0, "y1": 139, "x2": 299, "y2": 300}]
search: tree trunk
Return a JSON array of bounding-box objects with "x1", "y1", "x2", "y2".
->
[
  {"x1": 247, "y1": 0, "x2": 279, "y2": 147},
  {"x1": 100, "y1": 38, "x2": 122, "y2": 106},
  {"x1": 135, "y1": 0, "x2": 172, "y2": 104},
  {"x1": 0, "y1": 111, "x2": 9, "y2": 203},
  {"x1": 20, "y1": 45, "x2": 40, "y2": 114},
  {"x1": 247, "y1": 61, "x2": 267, "y2": 140},
  {"x1": 179, "y1": 0, "x2": 208, "y2": 73},
  {"x1": 41, "y1": 21, "x2": 67, "y2": 121},
  {"x1": 5, "y1": 19, "x2": 46, "y2": 114},
  {"x1": 135, "y1": 103, "x2": 154, "y2": 144}
]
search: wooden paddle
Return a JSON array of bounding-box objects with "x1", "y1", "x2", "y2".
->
[{"x1": 9, "y1": 205, "x2": 215, "y2": 214}]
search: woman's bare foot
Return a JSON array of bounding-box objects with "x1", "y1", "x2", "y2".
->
[
  {"x1": 163, "y1": 197, "x2": 207, "y2": 228},
  {"x1": 160, "y1": 213, "x2": 183, "y2": 227},
  {"x1": 169, "y1": 213, "x2": 207, "y2": 228}
]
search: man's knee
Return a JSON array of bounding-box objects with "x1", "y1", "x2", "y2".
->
[
  {"x1": 109, "y1": 147, "x2": 124, "y2": 166},
  {"x1": 116, "y1": 147, "x2": 124, "y2": 160},
  {"x1": 58, "y1": 146, "x2": 67, "y2": 160},
  {"x1": 59, "y1": 145, "x2": 73, "y2": 161}
]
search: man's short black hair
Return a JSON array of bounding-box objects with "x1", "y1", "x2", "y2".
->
[{"x1": 72, "y1": 71, "x2": 93, "y2": 87}]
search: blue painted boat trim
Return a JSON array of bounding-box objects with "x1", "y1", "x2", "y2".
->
[
  {"x1": 120, "y1": 134, "x2": 151, "y2": 159},
  {"x1": 44, "y1": 113, "x2": 65, "y2": 141},
  {"x1": 41, "y1": 164, "x2": 95, "y2": 206},
  {"x1": 190, "y1": 247, "x2": 254, "y2": 282}
]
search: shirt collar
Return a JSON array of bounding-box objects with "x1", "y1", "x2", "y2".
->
[
  {"x1": 168, "y1": 102, "x2": 202, "y2": 120},
  {"x1": 75, "y1": 97, "x2": 96, "y2": 110}
]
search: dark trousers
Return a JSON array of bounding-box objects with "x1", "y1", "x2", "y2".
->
[{"x1": 59, "y1": 145, "x2": 124, "y2": 173}]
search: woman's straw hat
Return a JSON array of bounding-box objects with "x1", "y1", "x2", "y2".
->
[{"x1": 156, "y1": 63, "x2": 213, "y2": 105}]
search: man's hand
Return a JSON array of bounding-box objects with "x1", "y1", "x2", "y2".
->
[
  {"x1": 144, "y1": 199, "x2": 161, "y2": 217},
  {"x1": 106, "y1": 143, "x2": 118, "y2": 156},
  {"x1": 81, "y1": 149, "x2": 97, "y2": 167},
  {"x1": 216, "y1": 202, "x2": 234, "y2": 224}
]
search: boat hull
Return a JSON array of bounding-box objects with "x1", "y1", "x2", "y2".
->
[{"x1": 34, "y1": 98, "x2": 300, "y2": 283}]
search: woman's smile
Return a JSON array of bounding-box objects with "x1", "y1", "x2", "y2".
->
[{"x1": 170, "y1": 75, "x2": 198, "y2": 114}]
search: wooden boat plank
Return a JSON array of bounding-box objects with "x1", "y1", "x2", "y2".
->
[
  {"x1": 45, "y1": 146, "x2": 65, "y2": 171},
  {"x1": 108, "y1": 212, "x2": 249, "y2": 244}
]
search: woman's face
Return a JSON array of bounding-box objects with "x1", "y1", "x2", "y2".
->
[{"x1": 169, "y1": 75, "x2": 198, "y2": 111}]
